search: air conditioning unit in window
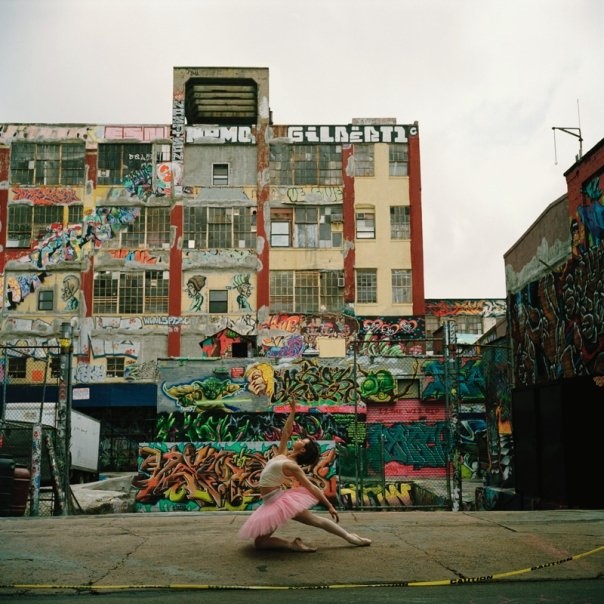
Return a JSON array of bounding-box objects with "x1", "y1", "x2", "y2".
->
[
  {"x1": 337, "y1": 277, "x2": 345, "y2": 288},
  {"x1": 331, "y1": 213, "x2": 343, "y2": 223}
]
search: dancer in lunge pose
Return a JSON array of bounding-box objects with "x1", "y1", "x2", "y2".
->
[{"x1": 239, "y1": 399, "x2": 371, "y2": 552}]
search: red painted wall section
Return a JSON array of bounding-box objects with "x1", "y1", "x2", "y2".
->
[
  {"x1": 167, "y1": 203, "x2": 183, "y2": 357},
  {"x1": 255, "y1": 125, "x2": 270, "y2": 311},
  {"x1": 408, "y1": 131, "x2": 425, "y2": 315},
  {"x1": 85, "y1": 149, "x2": 97, "y2": 188},
  {"x1": 341, "y1": 144, "x2": 356, "y2": 303},
  {"x1": 0, "y1": 147, "x2": 8, "y2": 273}
]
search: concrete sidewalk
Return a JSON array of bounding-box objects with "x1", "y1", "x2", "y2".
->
[{"x1": 0, "y1": 510, "x2": 603, "y2": 595}]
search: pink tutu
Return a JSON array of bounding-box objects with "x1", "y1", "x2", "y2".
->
[{"x1": 239, "y1": 487, "x2": 319, "y2": 540}]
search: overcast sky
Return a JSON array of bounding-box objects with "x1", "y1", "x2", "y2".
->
[{"x1": 1, "y1": 0, "x2": 602, "y2": 299}]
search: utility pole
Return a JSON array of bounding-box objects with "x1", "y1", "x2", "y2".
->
[
  {"x1": 444, "y1": 319, "x2": 462, "y2": 511},
  {"x1": 57, "y1": 322, "x2": 73, "y2": 515}
]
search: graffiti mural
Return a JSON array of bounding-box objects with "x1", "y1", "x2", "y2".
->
[
  {"x1": 61, "y1": 274, "x2": 80, "y2": 311},
  {"x1": 425, "y1": 299, "x2": 506, "y2": 317},
  {"x1": 5, "y1": 272, "x2": 48, "y2": 309},
  {"x1": 158, "y1": 359, "x2": 274, "y2": 413},
  {"x1": 510, "y1": 242, "x2": 604, "y2": 385},
  {"x1": 12, "y1": 187, "x2": 81, "y2": 205},
  {"x1": 576, "y1": 172, "x2": 604, "y2": 250},
  {"x1": 185, "y1": 274, "x2": 206, "y2": 311},
  {"x1": 132, "y1": 440, "x2": 336, "y2": 512},
  {"x1": 229, "y1": 274, "x2": 253, "y2": 310},
  {"x1": 258, "y1": 313, "x2": 359, "y2": 357},
  {"x1": 272, "y1": 358, "x2": 360, "y2": 412},
  {"x1": 421, "y1": 358, "x2": 485, "y2": 402},
  {"x1": 155, "y1": 411, "x2": 356, "y2": 444}
]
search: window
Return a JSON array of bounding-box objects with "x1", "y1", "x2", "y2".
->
[
  {"x1": 209, "y1": 290, "x2": 228, "y2": 313},
  {"x1": 269, "y1": 270, "x2": 344, "y2": 313},
  {"x1": 389, "y1": 143, "x2": 408, "y2": 176},
  {"x1": 294, "y1": 207, "x2": 318, "y2": 247},
  {"x1": 271, "y1": 220, "x2": 291, "y2": 247},
  {"x1": 8, "y1": 356, "x2": 27, "y2": 378},
  {"x1": 7, "y1": 205, "x2": 81, "y2": 247},
  {"x1": 392, "y1": 269, "x2": 412, "y2": 303},
  {"x1": 354, "y1": 144, "x2": 375, "y2": 176},
  {"x1": 10, "y1": 142, "x2": 85, "y2": 185},
  {"x1": 38, "y1": 290, "x2": 54, "y2": 311},
  {"x1": 93, "y1": 270, "x2": 168, "y2": 314},
  {"x1": 390, "y1": 206, "x2": 410, "y2": 239},
  {"x1": 356, "y1": 210, "x2": 375, "y2": 239},
  {"x1": 97, "y1": 143, "x2": 152, "y2": 185},
  {"x1": 184, "y1": 206, "x2": 257, "y2": 249},
  {"x1": 32, "y1": 206, "x2": 63, "y2": 242},
  {"x1": 295, "y1": 271, "x2": 320, "y2": 313},
  {"x1": 356, "y1": 269, "x2": 377, "y2": 303},
  {"x1": 156, "y1": 144, "x2": 171, "y2": 163},
  {"x1": 212, "y1": 163, "x2": 229, "y2": 186},
  {"x1": 270, "y1": 144, "x2": 342, "y2": 185},
  {"x1": 270, "y1": 206, "x2": 341, "y2": 249},
  {"x1": 106, "y1": 357, "x2": 125, "y2": 378},
  {"x1": 455, "y1": 315, "x2": 484, "y2": 334},
  {"x1": 116, "y1": 207, "x2": 170, "y2": 249}
]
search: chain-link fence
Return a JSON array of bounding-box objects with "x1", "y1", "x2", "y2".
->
[{"x1": 0, "y1": 345, "x2": 68, "y2": 517}]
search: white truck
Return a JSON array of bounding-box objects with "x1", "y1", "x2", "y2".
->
[{"x1": 3, "y1": 403, "x2": 101, "y2": 478}]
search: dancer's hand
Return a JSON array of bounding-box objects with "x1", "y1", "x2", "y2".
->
[{"x1": 328, "y1": 505, "x2": 339, "y2": 523}]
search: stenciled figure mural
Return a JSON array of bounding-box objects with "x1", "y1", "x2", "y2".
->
[
  {"x1": 230, "y1": 273, "x2": 253, "y2": 310},
  {"x1": 62, "y1": 274, "x2": 80, "y2": 311},
  {"x1": 186, "y1": 274, "x2": 206, "y2": 312}
]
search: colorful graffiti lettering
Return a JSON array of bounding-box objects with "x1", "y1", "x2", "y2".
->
[
  {"x1": 421, "y1": 358, "x2": 485, "y2": 402},
  {"x1": 358, "y1": 316, "x2": 424, "y2": 339},
  {"x1": 155, "y1": 411, "x2": 354, "y2": 444},
  {"x1": 12, "y1": 187, "x2": 81, "y2": 205},
  {"x1": 273, "y1": 359, "x2": 358, "y2": 410},
  {"x1": 368, "y1": 421, "x2": 449, "y2": 475},
  {"x1": 132, "y1": 441, "x2": 336, "y2": 512},
  {"x1": 339, "y1": 482, "x2": 413, "y2": 509}
]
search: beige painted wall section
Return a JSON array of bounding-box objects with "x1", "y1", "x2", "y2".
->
[
  {"x1": 354, "y1": 143, "x2": 413, "y2": 315},
  {"x1": 270, "y1": 248, "x2": 343, "y2": 270}
]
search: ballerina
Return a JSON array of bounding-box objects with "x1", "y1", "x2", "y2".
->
[{"x1": 239, "y1": 399, "x2": 372, "y2": 552}]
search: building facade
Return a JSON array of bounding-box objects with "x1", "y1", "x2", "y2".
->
[
  {"x1": 504, "y1": 137, "x2": 604, "y2": 508},
  {"x1": 0, "y1": 66, "x2": 424, "y2": 391}
]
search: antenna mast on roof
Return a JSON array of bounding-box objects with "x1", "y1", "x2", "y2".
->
[{"x1": 552, "y1": 99, "x2": 583, "y2": 165}]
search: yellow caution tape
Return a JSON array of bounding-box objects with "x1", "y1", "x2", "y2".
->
[{"x1": 1, "y1": 544, "x2": 602, "y2": 591}]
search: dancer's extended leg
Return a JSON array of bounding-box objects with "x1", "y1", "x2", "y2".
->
[{"x1": 293, "y1": 510, "x2": 371, "y2": 546}]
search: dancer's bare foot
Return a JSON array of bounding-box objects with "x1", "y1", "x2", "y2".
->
[
  {"x1": 290, "y1": 537, "x2": 317, "y2": 552},
  {"x1": 348, "y1": 533, "x2": 371, "y2": 546}
]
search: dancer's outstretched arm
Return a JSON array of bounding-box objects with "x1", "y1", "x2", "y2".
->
[{"x1": 277, "y1": 399, "x2": 296, "y2": 455}]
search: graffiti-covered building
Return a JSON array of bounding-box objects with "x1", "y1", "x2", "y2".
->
[
  {"x1": 0, "y1": 66, "x2": 423, "y2": 387},
  {"x1": 0, "y1": 67, "x2": 508, "y2": 512},
  {"x1": 505, "y1": 136, "x2": 604, "y2": 509}
]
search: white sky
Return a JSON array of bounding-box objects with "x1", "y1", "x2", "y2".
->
[{"x1": 1, "y1": 0, "x2": 602, "y2": 299}]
